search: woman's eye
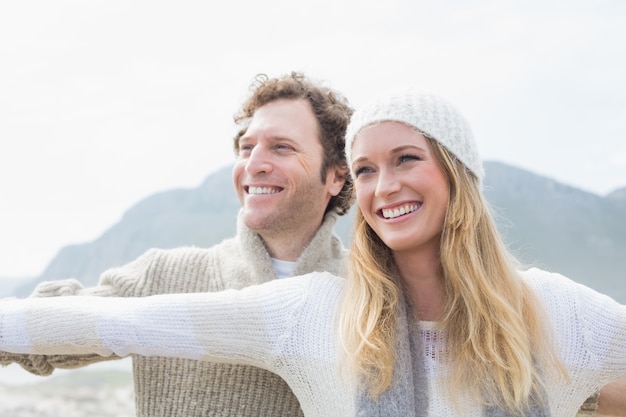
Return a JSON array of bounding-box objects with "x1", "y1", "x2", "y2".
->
[
  {"x1": 399, "y1": 154, "x2": 420, "y2": 164},
  {"x1": 354, "y1": 166, "x2": 372, "y2": 177}
]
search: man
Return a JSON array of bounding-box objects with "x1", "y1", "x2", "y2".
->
[{"x1": 0, "y1": 71, "x2": 353, "y2": 417}]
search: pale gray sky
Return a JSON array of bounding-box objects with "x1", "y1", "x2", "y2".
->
[{"x1": 1, "y1": 0, "x2": 625, "y2": 278}]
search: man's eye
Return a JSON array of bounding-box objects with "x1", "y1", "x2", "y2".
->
[{"x1": 238, "y1": 145, "x2": 253, "y2": 156}]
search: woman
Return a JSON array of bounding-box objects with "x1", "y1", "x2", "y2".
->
[
  {"x1": 337, "y1": 91, "x2": 625, "y2": 415},
  {"x1": 1, "y1": 91, "x2": 625, "y2": 416}
]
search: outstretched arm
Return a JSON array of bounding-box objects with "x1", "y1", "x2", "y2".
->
[
  {"x1": 0, "y1": 248, "x2": 179, "y2": 375},
  {"x1": 0, "y1": 274, "x2": 315, "y2": 368},
  {"x1": 0, "y1": 278, "x2": 123, "y2": 375}
]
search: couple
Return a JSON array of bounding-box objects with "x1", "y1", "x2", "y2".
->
[{"x1": 2, "y1": 73, "x2": 626, "y2": 416}]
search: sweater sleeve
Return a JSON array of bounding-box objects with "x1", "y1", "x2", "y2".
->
[
  {"x1": 0, "y1": 273, "x2": 318, "y2": 371},
  {"x1": 572, "y1": 277, "x2": 626, "y2": 381},
  {"x1": 525, "y1": 268, "x2": 626, "y2": 383},
  {"x1": 0, "y1": 281, "x2": 123, "y2": 376},
  {"x1": 0, "y1": 250, "x2": 164, "y2": 375}
]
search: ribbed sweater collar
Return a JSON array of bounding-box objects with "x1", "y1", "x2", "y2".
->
[{"x1": 236, "y1": 208, "x2": 348, "y2": 282}]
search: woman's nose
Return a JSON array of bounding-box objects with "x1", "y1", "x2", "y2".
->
[{"x1": 375, "y1": 168, "x2": 401, "y2": 198}]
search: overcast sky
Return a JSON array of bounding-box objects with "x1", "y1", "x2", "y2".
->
[{"x1": 1, "y1": 0, "x2": 625, "y2": 278}]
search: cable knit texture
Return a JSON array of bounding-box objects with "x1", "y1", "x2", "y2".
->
[
  {"x1": 0, "y1": 209, "x2": 347, "y2": 417},
  {"x1": 345, "y1": 90, "x2": 485, "y2": 183},
  {"x1": 1, "y1": 268, "x2": 625, "y2": 417}
]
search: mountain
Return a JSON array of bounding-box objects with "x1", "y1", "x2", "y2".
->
[
  {"x1": 16, "y1": 166, "x2": 241, "y2": 295},
  {"x1": 607, "y1": 186, "x2": 626, "y2": 203},
  {"x1": 482, "y1": 162, "x2": 626, "y2": 302},
  {"x1": 15, "y1": 161, "x2": 626, "y2": 303}
]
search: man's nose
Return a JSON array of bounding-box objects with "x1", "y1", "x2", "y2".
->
[{"x1": 245, "y1": 146, "x2": 273, "y2": 175}]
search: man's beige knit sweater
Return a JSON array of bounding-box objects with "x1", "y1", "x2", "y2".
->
[{"x1": 0, "y1": 210, "x2": 347, "y2": 417}]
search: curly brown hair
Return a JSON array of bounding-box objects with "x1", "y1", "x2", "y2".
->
[{"x1": 233, "y1": 72, "x2": 354, "y2": 215}]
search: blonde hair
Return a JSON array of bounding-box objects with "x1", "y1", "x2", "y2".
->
[{"x1": 338, "y1": 138, "x2": 567, "y2": 413}]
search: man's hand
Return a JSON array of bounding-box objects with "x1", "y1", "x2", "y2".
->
[{"x1": 597, "y1": 380, "x2": 626, "y2": 416}]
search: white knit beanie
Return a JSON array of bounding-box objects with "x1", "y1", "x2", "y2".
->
[{"x1": 345, "y1": 90, "x2": 484, "y2": 183}]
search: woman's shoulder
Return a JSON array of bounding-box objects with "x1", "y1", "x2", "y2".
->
[
  {"x1": 244, "y1": 271, "x2": 345, "y2": 302},
  {"x1": 519, "y1": 267, "x2": 615, "y2": 302},
  {"x1": 518, "y1": 268, "x2": 585, "y2": 318},
  {"x1": 282, "y1": 271, "x2": 346, "y2": 296},
  {"x1": 519, "y1": 267, "x2": 583, "y2": 294},
  {"x1": 519, "y1": 267, "x2": 623, "y2": 323}
]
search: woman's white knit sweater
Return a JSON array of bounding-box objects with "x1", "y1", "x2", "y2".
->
[{"x1": 1, "y1": 268, "x2": 625, "y2": 417}]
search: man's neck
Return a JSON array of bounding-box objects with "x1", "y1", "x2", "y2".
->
[
  {"x1": 258, "y1": 215, "x2": 325, "y2": 261},
  {"x1": 261, "y1": 227, "x2": 318, "y2": 261}
]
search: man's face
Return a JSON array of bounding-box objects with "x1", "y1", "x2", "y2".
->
[{"x1": 232, "y1": 98, "x2": 344, "y2": 242}]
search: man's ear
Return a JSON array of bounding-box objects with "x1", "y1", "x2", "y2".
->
[{"x1": 327, "y1": 165, "x2": 349, "y2": 196}]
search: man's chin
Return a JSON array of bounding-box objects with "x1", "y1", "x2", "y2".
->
[{"x1": 241, "y1": 210, "x2": 279, "y2": 232}]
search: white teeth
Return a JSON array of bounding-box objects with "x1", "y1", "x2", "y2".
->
[
  {"x1": 382, "y1": 203, "x2": 420, "y2": 219},
  {"x1": 248, "y1": 186, "x2": 280, "y2": 195}
]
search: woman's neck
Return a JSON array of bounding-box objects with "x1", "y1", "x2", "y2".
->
[{"x1": 393, "y1": 248, "x2": 445, "y2": 322}]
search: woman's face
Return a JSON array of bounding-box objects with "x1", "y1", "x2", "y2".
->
[{"x1": 351, "y1": 121, "x2": 450, "y2": 255}]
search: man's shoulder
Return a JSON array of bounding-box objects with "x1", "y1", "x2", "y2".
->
[
  {"x1": 110, "y1": 238, "x2": 244, "y2": 295},
  {"x1": 150, "y1": 236, "x2": 240, "y2": 257}
]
